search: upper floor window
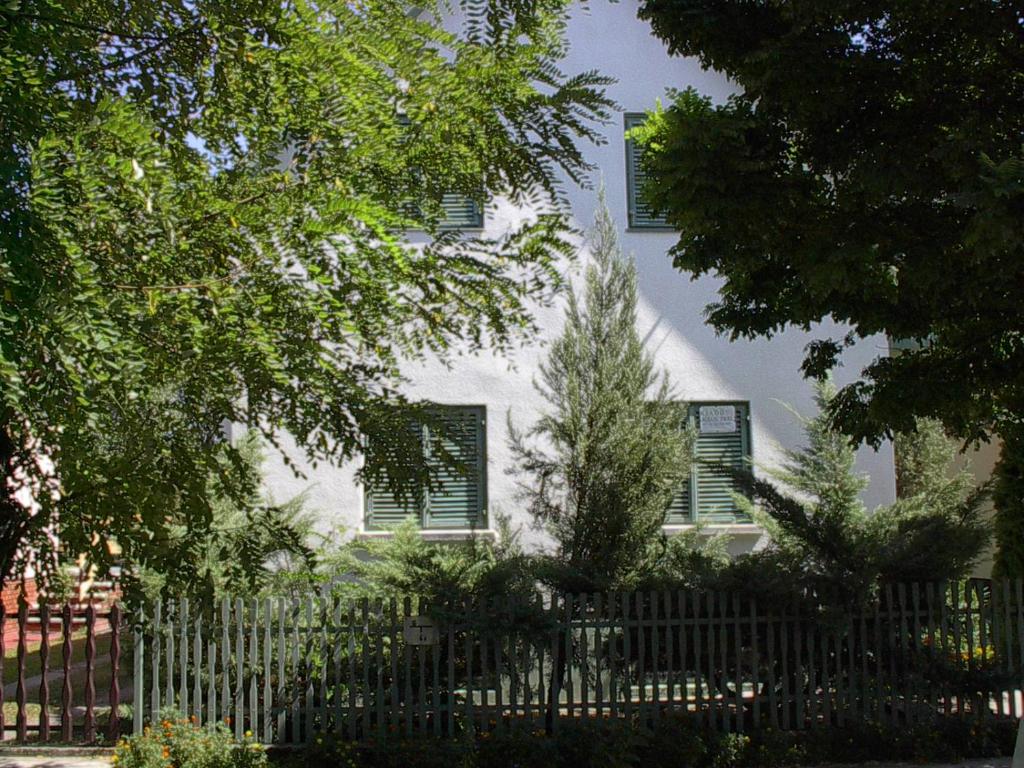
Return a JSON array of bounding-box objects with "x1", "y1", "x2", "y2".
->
[
  {"x1": 667, "y1": 402, "x2": 752, "y2": 525},
  {"x1": 624, "y1": 113, "x2": 671, "y2": 230},
  {"x1": 438, "y1": 193, "x2": 484, "y2": 230},
  {"x1": 365, "y1": 405, "x2": 487, "y2": 530}
]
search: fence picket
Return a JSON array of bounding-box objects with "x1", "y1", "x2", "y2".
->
[
  {"x1": 107, "y1": 605, "x2": 122, "y2": 738},
  {"x1": 251, "y1": 599, "x2": 261, "y2": 739},
  {"x1": 222, "y1": 600, "x2": 231, "y2": 725},
  {"x1": 896, "y1": 583, "x2": 910, "y2": 727},
  {"x1": 304, "y1": 598, "x2": 314, "y2": 743},
  {"x1": 151, "y1": 601, "x2": 162, "y2": 723},
  {"x1": 208, "y1": 637, "x2": 217, "y2": 729},
  {"x1": 718, "y1": 591, "x2": 729, "y2": 732},
  {"x1": 389, "y1": 598, "x2": 400, "y2": 734},
  {"x1": 750, "y1": 597, "x2": 760, "y2": 726},
  {"x1": 692, "y1": 590, "x2": 703, "y2": 724},
  {"x1": 179, "y1": 599, "x2": 190, "y2": 719},
  {"x1": 263, "y1": 598, "x2": 272, "y2": 742},
  {"x1": 1000, "y1": 581, "x2": 1014, "y2": 718},
  {"x1": 678, "y1": 592, "x2": 688, "y2": 717},
  {"x1": 38, "y1": 603, "x2": 50, "y2": 742},
  {"x1": 732, "y1": 593, "x2": 743, "y2": 732},
  {"x1": 134, "y1": 612, "x2": 144, "y2": 735},
  {"x1": 166, "y1": 602, "x2": 176, "y2": 711},
  {"x1": 581, "y1": 594, "x2": 591, "y2": 720},
  {"x1": 236, "y1": 598, "x2": 246, "y2": 740},
  {"x1": 83, "y1": 603, "x2": 95, "y2": 743},
  {"x1": 784, "y1": 601, "x2": 794, "y2": 729},
  {"x1": 62, "y1": 605, "x2": 74, "y2": 741},
  {"x1": 347, "y1": 601, "x2": 358, "y2": 739},
  {"x1": 925, "y1": 583, "x2": 938, "y2": 719},
  {"x1": 607, "y1": 593, "x2": 618, "y2": 720},
  {"x1": 765, "y1": 604, "x2": 778, "y2": 728},
  {"x1": 193, "y1": 611, "x2": 203, "y2": 724}
]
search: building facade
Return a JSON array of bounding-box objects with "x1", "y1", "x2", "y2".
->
[{"x1": 260, "y1": 0, "x2": 898, "y2": 553}]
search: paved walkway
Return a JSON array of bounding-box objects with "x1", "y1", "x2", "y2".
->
[
  {"x1": 0, "y1": 755, "x2": 1013, "y2": 768},
  {"x1": 0, "y1": 754, "x2": 111, "y2": 768}
]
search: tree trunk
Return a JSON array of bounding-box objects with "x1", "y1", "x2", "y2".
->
[{"x1": 0, "y1": 415, "x2": 34, "y2": 584}]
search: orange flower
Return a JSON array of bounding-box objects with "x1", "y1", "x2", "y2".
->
[{"x1": 161, "y1": 747, "x2": 170, "y2": 758}]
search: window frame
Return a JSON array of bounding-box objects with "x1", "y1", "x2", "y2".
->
[
  {"x1": 624, "y1": 112, "x2": 673, "y2": 231},
  {"x1": 363, "y1": 404, "x2": 488, "y2": 531}
]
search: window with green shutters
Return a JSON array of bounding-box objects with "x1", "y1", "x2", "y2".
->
[
  {"x1": 624, "y1": 113, "x2": 671, "y2": 229},
  {"x1": 438, "y1": 193, "x2": 484, "y2": 229},
  {"x1": 666, "y1": 402, "x2": 752, "y2": 525},
  {"x1": 365, "y1": 406, "x2": 487, "y2": 530},
  {"x1": 397, "y1": 117, "x2": 484, "y2": 230}
]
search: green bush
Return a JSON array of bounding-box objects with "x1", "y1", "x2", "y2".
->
[
  {"x1": 114, "y1": 709, "x2": 268, "y2": 768},
  {"x1": 270, "y1": 715, "x2": 1019, "y2": 768}
]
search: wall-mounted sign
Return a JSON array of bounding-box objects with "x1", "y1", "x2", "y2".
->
[
  {"x1": 403, "y1": 616, "x2": 438, "y2": 645},
  {"x1": 699, "y1": 405, "x2": 737, "y2": 434}
]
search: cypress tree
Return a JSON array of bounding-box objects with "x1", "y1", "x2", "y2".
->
[
  {"x1": 993, "y1": 432, "x2": 1024, "y2": 580},
  {"x1": 509, "y1": 198, "x2": 692, "y2": 592}
]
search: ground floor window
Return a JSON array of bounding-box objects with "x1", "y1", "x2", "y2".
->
[
  {"x1": 364, "y1": 405, "x2": 487, "y2": 530},
  {"x1": 666, "y1": 401, "x2": 752, "y2": 525}
]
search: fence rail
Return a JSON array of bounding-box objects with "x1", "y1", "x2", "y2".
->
[{"x1": 132, "y1": 579, "x2": 1024, "y2": 744}]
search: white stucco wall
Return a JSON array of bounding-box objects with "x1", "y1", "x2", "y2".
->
[{"x1": 260, "y1": 0, "x2": 897, "y2": 552}]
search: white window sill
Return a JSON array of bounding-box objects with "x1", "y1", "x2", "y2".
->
[
  {"x1": 662, "y1": 524, "x2": 762, "y2": 536},
  {"x1": 357, "y1": 528, "x2": 497, "y2": 542}
]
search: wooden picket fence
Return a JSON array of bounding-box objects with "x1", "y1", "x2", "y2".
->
[
  {"x1": 131, "y1": 579, "x2": 1024, "y2": 744},
  {"x1": 1, "y1": 599, "x2": 125, "y2": 743}
]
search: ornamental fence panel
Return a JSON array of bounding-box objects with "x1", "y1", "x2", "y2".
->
[
  {"x1": 1, "y1": 599, "x2": 126, "y2": 744},
  {"x1": 128, "y1": 579, "x2": 1024, "y2": 744}
]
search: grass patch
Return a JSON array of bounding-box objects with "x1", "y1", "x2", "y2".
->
[{"x1": 3, "y1": 631, "x2": 114, "y2": 686}]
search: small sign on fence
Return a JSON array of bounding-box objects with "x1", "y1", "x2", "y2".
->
[{"x1": 402, "y1": 615, "x2": 438, "y2": 645}]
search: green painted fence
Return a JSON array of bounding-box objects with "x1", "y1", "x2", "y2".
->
[{"x1": 131, "y1": 580, "x2": 1024, "y2": 743}]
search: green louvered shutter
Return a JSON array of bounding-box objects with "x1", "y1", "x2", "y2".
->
[
  {"x1": 439, "y1": 193, "x2": 484, "y2": 230},
  {"x1": 624, "y1": 113, "x2": 670, "y2": 229},
  {"x1": 425, "y1": 407, "x2": 486, "y2": 528},
  {"x1": 692, "y1": 403, "x2": 751, "y2": 524},
  {"x1": 665, "y1": 478, "x2": 693, "y2": 524},
  {"x1": 365, "y1": 422, "x2": 427, "y2": 529}
]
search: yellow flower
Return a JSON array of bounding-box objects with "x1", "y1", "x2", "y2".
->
[{"x1": 245, "y1": 730, "x2": 253, "y2": 738}]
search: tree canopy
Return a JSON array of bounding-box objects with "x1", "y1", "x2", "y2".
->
[
  {"x1": 631, "y1": 0, "x2": 1024, "y2": 449},
  {"x1": 0, "y1": 0, "x2": 612, "y2": 584}
]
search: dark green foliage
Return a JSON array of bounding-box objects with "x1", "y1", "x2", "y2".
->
[
  {"x1": 993, "y1": 432, "x2": 1024, "y2": 579},
  {"x1": 275, "y1": 715, "x2": 1020, "y2": 768},
  {"x1": 307, "y1": 518, "x2": 546, "y2": 636},
  {"x1": 650, "y1": 379, "x2": 988, "y2": 609},
  {"x1": 508, "y1": 199, "x2": 692, "y2": 593},
  {"x1": 0, "y1": 0, "x2": 613, "y2": 584},
  {"x1": 631, "y1": 0, "x2": 1024, "y2": 446},
  {"x1": 630, "y1": 0, "x2": 1024, "y2": 570},
  {"x1": 130, "y1": 431, "x2": 315, "y2": 613}
]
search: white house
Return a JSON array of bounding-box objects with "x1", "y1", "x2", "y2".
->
[{"x1": 260, "y1": 0, "x2": 897, "y2": 554}]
